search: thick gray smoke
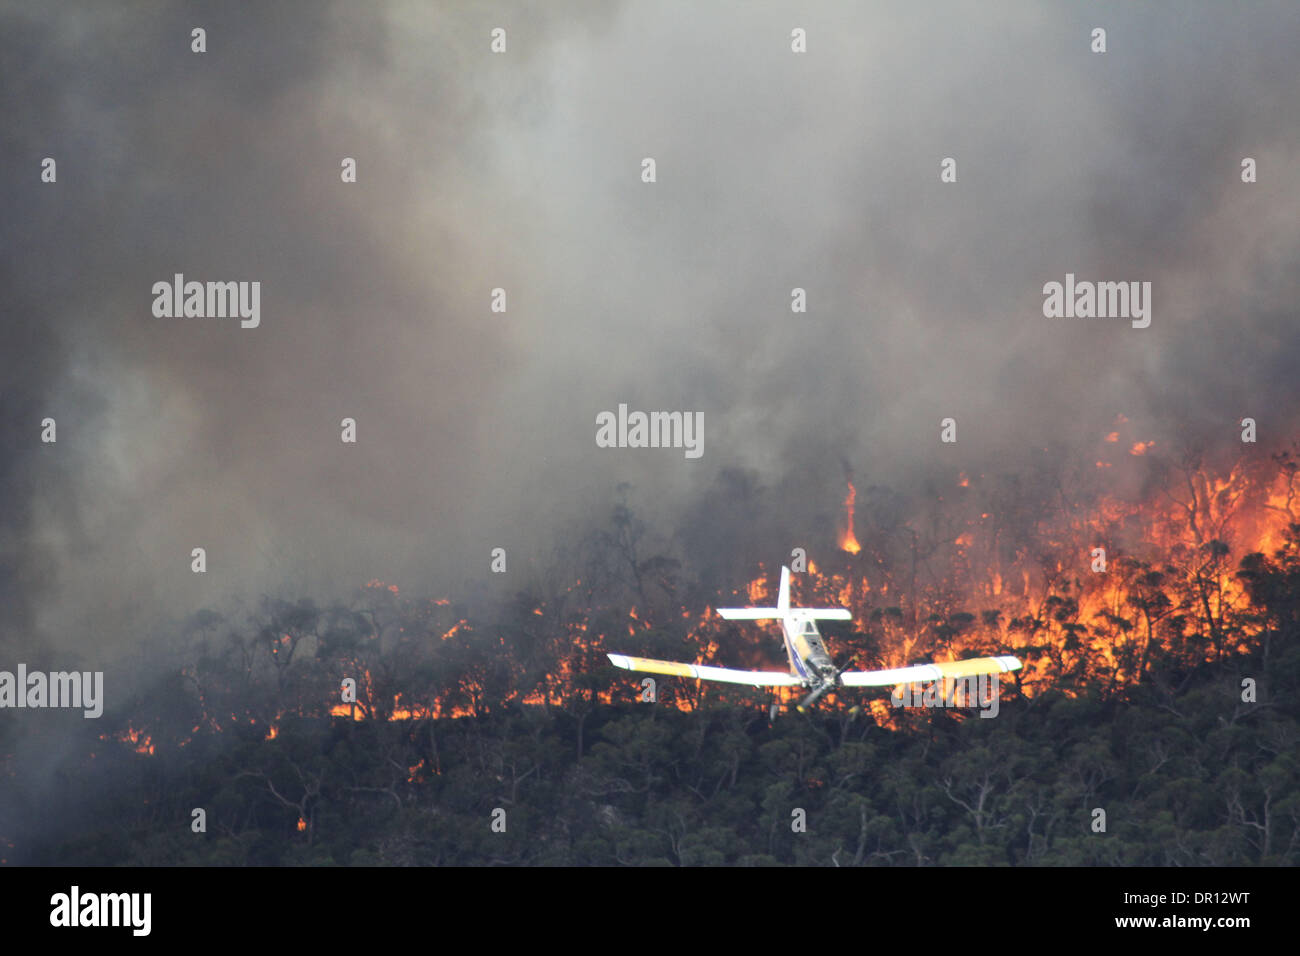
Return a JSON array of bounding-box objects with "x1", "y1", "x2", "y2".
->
[{"x1": 2, "y1": 0, "x2": 1299, "y2": 668}]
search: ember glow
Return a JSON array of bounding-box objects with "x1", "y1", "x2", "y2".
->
[{"x1": 101, "y1": 727, "x2": 154, "y2": 756}]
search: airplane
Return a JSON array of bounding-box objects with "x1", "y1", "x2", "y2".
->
[{"x1": 607, "y1": 564, "x2": 1022, "y2": 713}]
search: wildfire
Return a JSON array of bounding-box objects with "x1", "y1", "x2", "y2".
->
[{"x1": 112, "y1": 446, "x2": 1299, "y2": 748}]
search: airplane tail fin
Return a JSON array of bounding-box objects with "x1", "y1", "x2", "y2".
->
[{"x1": 717, "y1": 566, "x2": 851, "y2": 621}]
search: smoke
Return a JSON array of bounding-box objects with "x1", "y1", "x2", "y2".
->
[{"x1": 2, "y1": 0, "x2": 1299, "y2": 671}]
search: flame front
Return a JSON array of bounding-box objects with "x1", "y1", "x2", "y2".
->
[{"x1": 101, "y1": 448, "x2": 1300, "y2": 748}]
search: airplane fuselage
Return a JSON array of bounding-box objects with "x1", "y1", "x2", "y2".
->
[{"x1": 781, "y1": 614, "x2": 838, "y2": 687}]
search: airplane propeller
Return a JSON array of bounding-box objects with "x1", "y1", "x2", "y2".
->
[{"x1": 795, "y1": 654, "x2": 861, "y2": 715}]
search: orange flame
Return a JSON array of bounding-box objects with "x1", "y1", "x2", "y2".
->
[{"x1": 840, "y1": 480, "x2": 862, "y2": 554}]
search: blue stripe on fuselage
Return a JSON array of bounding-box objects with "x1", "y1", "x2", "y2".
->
[{"x1": 784, "y1": 623, "x2": 809, "y2": 678}]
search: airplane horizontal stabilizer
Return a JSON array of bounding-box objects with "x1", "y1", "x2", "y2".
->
[
  {"x1": 715, "y1": 607, "x2": 851, "y2": 620},
  {"x1": 803, "y1": 609, "x2": 852, "y2": 620},
  {"x1": 715, "y1": 607, "x2": 784, "y2": 620}
]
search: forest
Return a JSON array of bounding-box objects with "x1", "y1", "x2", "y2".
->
[{"x1": 6, "y1": 453, "x2": 1300, "y2": 866}]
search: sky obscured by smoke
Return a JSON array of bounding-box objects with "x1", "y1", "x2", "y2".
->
[{"x1": 3, "y1": 0, "x2": 1299, "y2": 663}]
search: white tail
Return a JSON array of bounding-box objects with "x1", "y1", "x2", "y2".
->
[{"x1": 716, "y1": 565, "x2": 852, "y2": 621}]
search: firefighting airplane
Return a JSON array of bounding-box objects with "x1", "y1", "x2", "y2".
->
[{"x1": 607, "y1": 565, "x2": 1021, "y2": 713}]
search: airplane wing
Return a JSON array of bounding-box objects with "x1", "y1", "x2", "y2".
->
[
  {"x1": 607, "y1": 653, "x2": 805, "y2": 687},
  {"x1": 839, "y1": 655, "x2": 1021, "y2": 687}
]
